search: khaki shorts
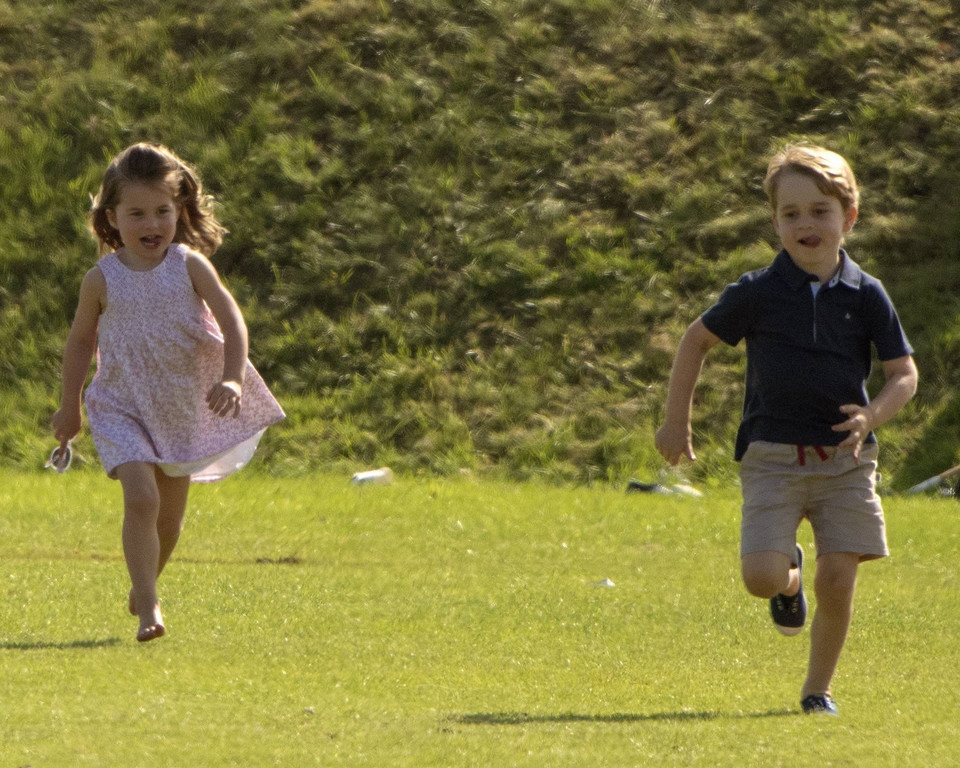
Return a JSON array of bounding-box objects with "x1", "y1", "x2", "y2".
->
[{"x1": 739, "y1": 441, "x2": 887, "y2": 562}]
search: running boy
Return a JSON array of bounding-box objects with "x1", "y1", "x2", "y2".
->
[{"x1": 655, "y1": 145, "x2": 917, "y2": 715}]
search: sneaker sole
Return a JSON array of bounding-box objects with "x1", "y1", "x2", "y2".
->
[{"x1": 775, "y1": 623, "x2": 804, "y2": 637}]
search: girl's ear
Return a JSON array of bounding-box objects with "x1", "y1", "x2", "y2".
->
[{"x1": 105, "y1": 208, "x2": 117, "y2": 229}]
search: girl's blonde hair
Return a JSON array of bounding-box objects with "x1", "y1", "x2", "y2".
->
[
  {"x1": 763, "y1": 145, "x2": 859, "y2": 213},
  {"x1": 90, "y1": 143, "x2": 227, "y2": 257}
]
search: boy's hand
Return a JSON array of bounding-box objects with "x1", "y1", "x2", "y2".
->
[
  {"x1": 832, "y1": 403, "x2": 875, "y2": 463},
  {"x1": 206, "y1": 379, "x2": 243, "y2": 418},
  {"x1": 655, "y1": 422, "x2": 696, "y2": 466}
]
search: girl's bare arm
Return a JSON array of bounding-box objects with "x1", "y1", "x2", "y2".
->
[
  {"x1": 185, "y1": 250, "x2": 249, "y2": 417},
  {"x1": 51, "y1": 267, "x2": 104, "y2": 446}
]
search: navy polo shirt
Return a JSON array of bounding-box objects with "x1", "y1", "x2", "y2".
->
[{"x1": 701, "y1": 250, "x2": 913, "y2": 460}]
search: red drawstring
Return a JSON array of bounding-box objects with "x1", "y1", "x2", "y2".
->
[{"x1": 797, "y1": 445, "x2": 829, "y2": 465}]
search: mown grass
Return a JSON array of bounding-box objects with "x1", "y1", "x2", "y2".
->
[{"x1": 1, "y1": 469, "x2": 957, "y2": 766}]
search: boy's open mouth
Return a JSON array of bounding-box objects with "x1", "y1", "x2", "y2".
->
[{"x1": 799, "y1": 235, "x2": 821, "y2": 247}]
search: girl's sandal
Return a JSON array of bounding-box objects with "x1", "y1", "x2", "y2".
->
[{"x1": 136, "y1": 624, "x2": 166, "y2": 643}]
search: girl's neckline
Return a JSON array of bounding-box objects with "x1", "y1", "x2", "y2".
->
[{"x1": 114, "y1": 244, "x2": 175, "y2": 273}]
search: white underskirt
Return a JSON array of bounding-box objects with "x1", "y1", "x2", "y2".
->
[{"x1": 159, "y1": 429, "x2": 267, "y2": 482}]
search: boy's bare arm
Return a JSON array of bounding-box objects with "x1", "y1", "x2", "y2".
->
[
  {"x1": 833, "y1": 354, "x2": 918, "y2": 461},
  {"x1": 655, "y1": 318, "x2": 722, "y2": 465}
]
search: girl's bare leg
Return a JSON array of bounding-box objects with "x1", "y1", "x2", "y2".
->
[
  {"x1": 128, "y1": 468, "x2": 190, "y2": 618},
  {"x1": 116, "y1": 462, "x2": 165, "y2": 641}
]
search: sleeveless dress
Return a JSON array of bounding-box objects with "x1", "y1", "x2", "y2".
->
[{"x1": 84, "y1": 244, "x2": 285, "y2": 481}]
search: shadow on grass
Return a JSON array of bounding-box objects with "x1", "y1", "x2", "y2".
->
[
  {"x1": 0, "y1": 637, "x2": 122, "y2": 651},
  {"x1": 455, "y1": 709, "x2": 796, "y2": 725}
]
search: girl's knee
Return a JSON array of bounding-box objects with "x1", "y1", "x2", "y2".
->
[
  {"x1": 156, "y1": 510, "x2": 185, "y2": 538},
  {"x1": 121, "y1": 481, "x2": 161, "y2": 520},
  {"x1": 124, "y1": 490, "x2": 160, "y2": 520},
  {"x1": 117, "y1": 463, "x2": 161, "y2": 517}
]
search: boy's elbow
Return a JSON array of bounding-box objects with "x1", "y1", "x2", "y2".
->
[
  {"x1": 901, "y1": 359, "x2": 919, "y2": 399},
  {"x1": 907, "y1": 357, "x2": 919, "y2": 387}
]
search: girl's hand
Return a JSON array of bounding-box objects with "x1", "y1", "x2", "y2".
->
[
  {"x1": 206, "y1": 379, "x2": 242, "y2": 418},
  {"x1": 832, "y1": 403, "x2": 875, "y2": 463},
  {"x1": 51, "y1": 407, "x2": 82, "y2": 449}
]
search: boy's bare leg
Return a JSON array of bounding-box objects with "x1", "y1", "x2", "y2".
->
[
  {"x1": 116, "y1": 462, "x2": 165, "y2": 639},
  {"x1": 802, "y1": 551, "x2": 860, "y2": 698},
  {"x1": 741, "y1": 551, "x2": 799, "y2": 599},
  {"x1": 128, "y1": 469, "x2": 189, "y2": 616}
]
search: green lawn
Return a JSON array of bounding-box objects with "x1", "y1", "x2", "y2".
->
[{"x1": 1, "y1": 470, "x2": 956, "y2": 766}]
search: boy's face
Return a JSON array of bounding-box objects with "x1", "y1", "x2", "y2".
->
[{"x1": 772, "y1": 170, "x2": 857, "y2": 278}]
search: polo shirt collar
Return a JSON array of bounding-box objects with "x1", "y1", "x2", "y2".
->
[
  {"x1": 772, "y1": 248, "x2": 863, "y2": 291},
  {"x1": 834, "y1": 249, "x2": 863, "y2": 289}
]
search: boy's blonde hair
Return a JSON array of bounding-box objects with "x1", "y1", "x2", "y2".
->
[
  {"x1": 763, "y1": 145, "x2": 859, "y2": 213},
  {"x1": 90, "y1": 142, "x2": 227, "y2": 257}
]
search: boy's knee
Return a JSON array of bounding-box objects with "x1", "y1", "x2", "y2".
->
[
  {"x1": 741, "y1": 551, "x2": 792, "y2": 598},
  {"x1": 742, "y1": 572, "x2": 781, "y2": 599},
  {"x1": 741, "y1": 567, "x2": 783, "y2": 599},
  {"x1": 814, "y1": 554, "x2": 859, "y2": 599}
]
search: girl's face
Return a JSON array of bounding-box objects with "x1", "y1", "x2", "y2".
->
[
  {"x1": 106, "y1": 179, "x2": 181, "y2": 269},
  {"x1": 772, "y1": 170, "x2": 857, "y2": 280}
]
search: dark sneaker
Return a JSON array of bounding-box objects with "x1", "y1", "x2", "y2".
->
[
  {"x1": 771, "y1": 544, "x2": 806, "y2": 636},
  {"x1": 801, "y1": 693, "x2": 839, "y2": 716}
]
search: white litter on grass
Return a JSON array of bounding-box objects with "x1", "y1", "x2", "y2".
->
[
  {"x1": 626, "y1": 479, "x2": 704, "y2": 497},
  {"x1": 670, "y1": 483, "x2": 704, "y2": 498},
  {"x1": 594, "y1": 578, "x2": 616, "y2": 588},
  {"x1": 350, "y1": 467, "x2": 394, "y2": 485}
]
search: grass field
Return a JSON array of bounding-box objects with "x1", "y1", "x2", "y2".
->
[{"x1": 1, "y1": 469, "x2": 957, "y2": 766}]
